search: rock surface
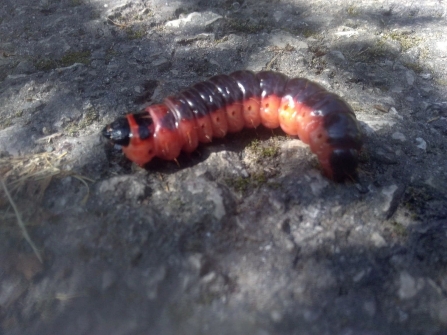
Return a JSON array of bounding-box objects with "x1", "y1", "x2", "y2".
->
[{"x1": 1, "y1": 0, "x2": 447, "y2": 334}]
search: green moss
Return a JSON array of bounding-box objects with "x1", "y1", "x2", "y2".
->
[
  {"x1": 0, "y1": 110, "x2": 25, "y2": 130},
  {"x1": 389, "y1": 221, "x2": 408, "y2": 237},
  {"x1": 227, "y1": 176, "x2": 251, "y2": 192},
  {"x1": 268, "y1": 182, "x2": 281, "y2": 189},
  {"x1": 64, "y1": 108, "x2": 98, "y2": 136},
  {"x1": 247, "y1": 139, "x2": 261, "y2": 151},
  {"x1": 90, "y1": 10, "x2": 101, "y2": 19},
  {"x1": 35, "y1": 50, "x2": 91, "y2": 72},
  {"x1": 167, "y1": 301, "x2": 195, "y2": 321},
  {"x1": 69, "y1": 0, "x2": 83, "y2": 6},
  {"x1": 60, "y1": 51, "x2": 91, "y2": 67},
  {"x1": 402, "y1": 186, "x2": 433, "y2": 219},
  {"x1": 358, "y1": 150, "x2": 370, "y2": 163},
  {"x1": 105, "y1": 48, "x2": 119, "y2": 62},
  {"x1": 260, "y1": 146, "x2": 278, "y2": 158},
  {"x1": 226, "y1": 18, "x2": 268, "y2": 34},
  {"x1": 0, "y1": 118, "x2": 12, "y2": 130},
  {"x1": 247, "y1": 139, "x2": 279, "y2": 159},
  {"x1": 198, "y1": 291, "x2": 221, "y2": 305},
  {"x1": 302, "y1": 29, "x2": 318, "y2": 38},
  {"x1": 169, "y1": 197, "x2": 186, "y2": 211},
  {"x1": 251, "y1": 171, "x2": 267, "y2": 184},
  {"x1": 35, "y1": 59, "x2": 58, "y2": 71},
  {"x1": 347, "y1": 5, "x2": 359, "y2": 16},
  {"x1": 349, "y1": 38, "x2": 392, "y2": 63},
  {"x1": 214, "y1": 36, "x2": 229, "y2": 45},
  {"x1": 284, "y1": 27, "x2": 318, "y2": 39},
  {"x1": 369, "y1": 39, "x2": 389, "y2": 58},
  {"x1": 63, "y1": 125, "x2": 77, "y2": 137},
  {"x1": 385, "y1": 31, "x2": 422, "y2": 52},
  {"x1": 402, "y1": 61, "x2": 423, "y2": 73},
  {"x1": 126, "y1": 28, "x2": 146, "y2": 39},
  {"x1": 134, "y1": 9, "x2": 154, "y2": 21},
  {"x1": 226, "y1": 171, "x2": 268, "y2": 192},
  {"x1": 435, "y1": 78, "x2": 447, "y2": 86}
]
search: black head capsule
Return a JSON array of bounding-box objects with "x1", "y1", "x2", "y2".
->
[
  {"x1": 329, "y1": 148, "x2": 359, "y2": 182},
  {"x1": 102, "y1": 117, "x2": 131, "y2": 147}
]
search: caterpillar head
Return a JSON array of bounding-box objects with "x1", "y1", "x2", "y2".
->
[
  {"x1": 329, "y1": 148, "x2": 359, "y2": 182},
  {"x1": 102, "y1": 112, "x2": 156, "y2": 166},
  {"x1": 102, "y1": 116, "x2": 131, "y2": 146}
]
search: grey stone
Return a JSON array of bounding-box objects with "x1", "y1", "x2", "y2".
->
[
  {"x1": 397, "y1": 272, "x2": 424, "y2": 300},
  {"x1": 13, "y1": 60, "x2": 35, "y2": 74},
  {"x1": 405, "y1": 70, "x2": 415, "y2": 86},
  {"x1": 416, "y1": 137, "x2": 427, "y2": 150},
  {"x1": 391, "y1": 132, "x2": 406, "y2": 142},
  {"x1": 1, "y1": 0, "x2": 447, "y2": 334},
  {"x1": 165, "y1": 11, "x2": 223, "y2": 29}
]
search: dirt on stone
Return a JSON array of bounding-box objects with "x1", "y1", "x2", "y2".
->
[{"x1": 1, "y1": 0, "x2": 447, "y2": 334}]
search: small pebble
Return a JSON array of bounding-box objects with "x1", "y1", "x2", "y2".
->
[
  {"x1": 436, "y1": 299, "x2": 447, "y2": 324},
  {"x1": 405, "y1": 70, "x2": 415, "y2": 86},
  {"x1": 151, "y1": 58, "x2": 169, "y2": 67},
  {"x1": 371, "y1": 232, "x2": 386, "y2": 247},
  {"x1": 353, "y1": 270, "x2": 366, "y2": 282},
  {"x1": 201, "y1": 271, "x2": 216, "y2": 284},
  {"x1": 389, "y1": 107, "x2": 402, "y2": 119},
  {"x1": 391, "y1": 86, "x2": 403, "y2": 93},
  {"x1": 330, "y1": 50, "x2": 346, "y2": 61},
  {"x1": 270, "y1": 310, "x2": 282, "y2": 322},
  {"x1": 398, "y1": 309, "x2": 409, "y2": 322},
  {"x1": 363, "y1": 300, "x2": 376, "y2": 317},
  {"x1": 416, "y1": 137, "x2": 427, "y2": 150},
  {"x1": 232, "y1": 2, "x2": 241, "y2": 11},
  {"x1": 398, "y1": 271, "x2": 422, "y2": 300},
  {"x1": 392, "y1": 132, "x2": 406, "y2": 142},
  {"x1": 381, "y1": 184, "x2": 398, "y2": 214}
]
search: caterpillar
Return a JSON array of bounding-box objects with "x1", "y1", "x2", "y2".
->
[{"x1": 102, "y1": 70, "x2": 363, "y2": 181}]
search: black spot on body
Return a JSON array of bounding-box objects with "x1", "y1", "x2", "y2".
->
[
  {"x1": 193, "y1": 81, "x2": 226, "y2": 112},
  {"x1": 230, "y1": 70, "x2": 261, "y2": 100},
  {"x1": 133, "y1": 112, "x2": 154, "y2": 139},
  {"x1": 208, "y1": 74, "x2": 242, "y2": 105},
  {"x1": 283, "y1": 78, "x2": 326, "y2": 103},
  {"x1": 181, "y1": 88, "x2": 211, "y2": 118},
  {"x1": 256, "y1": 71, "x2": 288, "y2": 97}
]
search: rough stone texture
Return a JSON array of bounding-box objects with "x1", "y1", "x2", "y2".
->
[{"x1": 1, "y1": 0, "x2": 447, "y2": 334}]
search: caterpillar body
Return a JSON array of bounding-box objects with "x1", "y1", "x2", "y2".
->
[{"x1": 102, "y1": 70, "x2": 362, "y2": 182}]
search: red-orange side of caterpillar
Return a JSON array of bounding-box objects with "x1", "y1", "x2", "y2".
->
[{"x1": 102, "y1": 70, "x2": 363, "y2": 181}]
